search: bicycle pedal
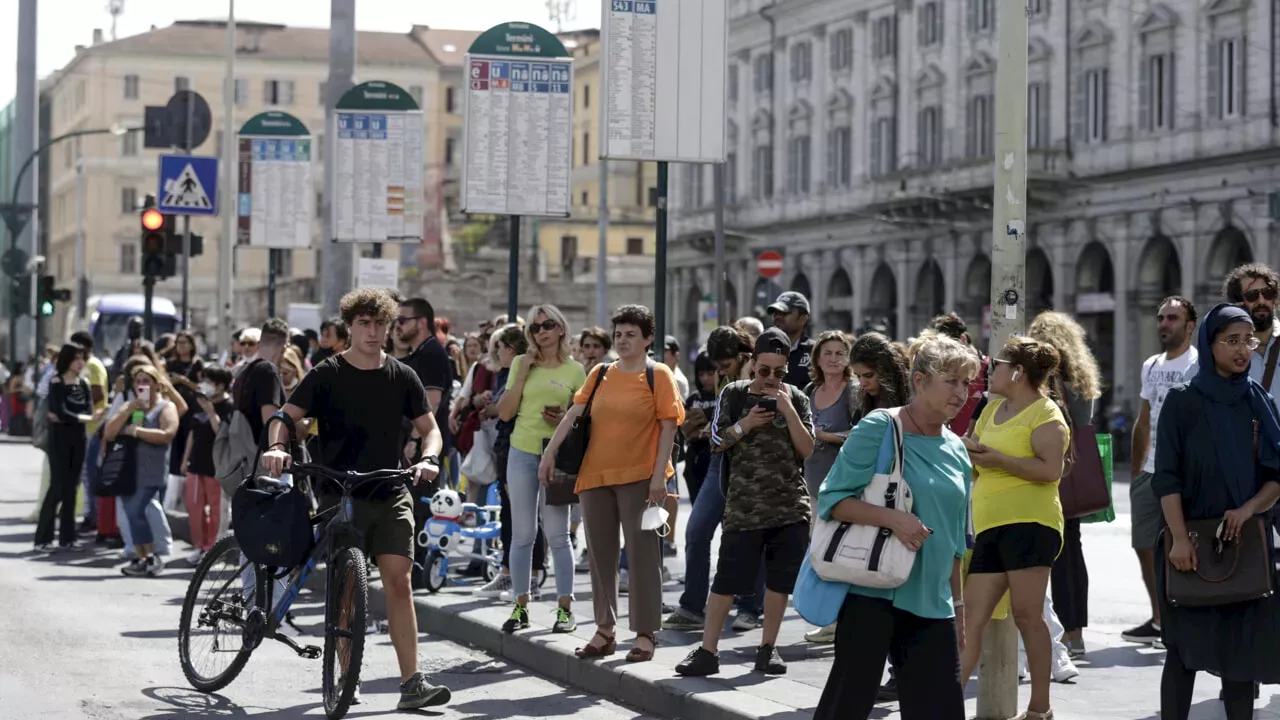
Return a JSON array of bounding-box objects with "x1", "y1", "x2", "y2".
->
[{"x1": 300, "y1": 645, "x2": 322, "y2": 660}]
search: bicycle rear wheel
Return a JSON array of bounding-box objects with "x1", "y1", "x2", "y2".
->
[
  {"x1": 178, "y1": 535, "x2": 259, "y2": 692},
  {"x1": 322, "y1": 546, "x2": 368, "y2": 719}
]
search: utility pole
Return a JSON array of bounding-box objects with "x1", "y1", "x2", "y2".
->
[
  {"x1": 713, "y1": 163, "x2": 726, "y2": 327},
  {"x1": 217, "y1": 0, "x2": 236, "y2": 352},
  {"x1": 977, "y1": 0, "x2": 1028, "y2": 716},
  {"x1": 595, "y1": 158, "x2": 609, "y2": 327},
  {"x1": 14, "y1": 0, "x2": 38, "y2": 361},
  {"x1": 75, "y1": 150, "x2": 87, "y2": 320},
  {"x1": 321, "y1": 0, "x2": 357, "y2": 318}
]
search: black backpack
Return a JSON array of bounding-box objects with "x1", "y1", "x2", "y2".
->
[{"x1": 232, "y1": 480, "x2": 314, "y2": 568}]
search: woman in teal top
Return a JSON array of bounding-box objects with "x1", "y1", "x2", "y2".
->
[{"x1": 814, "y1": 335, "x2": 977, "y2": 720}]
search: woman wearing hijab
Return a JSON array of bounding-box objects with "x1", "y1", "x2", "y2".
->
[{"x1": 1154, "y1": 303, "x2": 1280, "y2": 720}]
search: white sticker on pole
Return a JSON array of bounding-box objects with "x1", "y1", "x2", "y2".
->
[
  {"x1": 600, "y1": 0, "x2": 728, "y2": 163},
  {"x1": 355, "y1": 258, "x2": 399, "y2": 289}
]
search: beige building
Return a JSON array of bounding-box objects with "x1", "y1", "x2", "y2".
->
[
  {"x1": 42, "y1": 20, "x2": 478, "y2": 334},
  {"x1": 535, "y1": 30, "x2": 660, "y2": 284}
]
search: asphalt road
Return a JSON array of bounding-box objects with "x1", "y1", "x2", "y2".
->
[{"x1": 0, "y1": 441, "x2": 653, "y2": 720}]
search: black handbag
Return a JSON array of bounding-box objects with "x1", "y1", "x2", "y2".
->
[
  {"x1": 232, "y1": 479, "x2": 315, "y2": 568},
  {"x1": 1163, "y1": 517, "x2": 1275, "y2": 607},
  {"x1": 554, "y1": 364, "x2": 609, "y2": 475},
  {"x1": 96, "y1": 434, "x2": 138, "y2": 497}
]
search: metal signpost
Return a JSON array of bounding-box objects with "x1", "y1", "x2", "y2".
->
[
  {"x1": 461, "y1": 21, "x2": 574, "y2": 322},
  {"x1": 237, "y1": 111, "x2": 314, "y2": 318},
  {"x1": 331, "y1": 81, "x2": 425, "y2": 277},
  {"x1": 599, "y1": 0, "x2": 728, "y2": 344}
]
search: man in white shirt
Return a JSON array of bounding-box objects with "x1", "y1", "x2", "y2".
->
[{"x1": 1124, "y1": 296, "x2": 1198, "y2": 645}]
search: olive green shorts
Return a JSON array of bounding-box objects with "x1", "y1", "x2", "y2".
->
[{"x1": 352, "y1": 490, "x2": 416, "y2": 560}]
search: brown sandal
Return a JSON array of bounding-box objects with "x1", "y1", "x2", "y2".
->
[
  {"x1": 625, "y1": 632, "x2": 657, "y2": 663},
  {"x1": 575, "y1": 631, "x2": 617, "y2": 659}
]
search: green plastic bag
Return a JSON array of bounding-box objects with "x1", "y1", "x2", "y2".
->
[{"x1": 1081, "y1": 433, "x2": 1115, "y2": 524}]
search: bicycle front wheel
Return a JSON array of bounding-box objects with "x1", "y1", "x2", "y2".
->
[
  {"x1": 178, "y1": 535, "x2": 258, "y2": 692},
  {"x1": 322, "y1": 546, "x2": 368, "y2": 719}
]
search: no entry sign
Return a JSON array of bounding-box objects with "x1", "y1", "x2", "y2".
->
[{"x1": 757, "y1": 250, "x2": 784, "y2": 279}]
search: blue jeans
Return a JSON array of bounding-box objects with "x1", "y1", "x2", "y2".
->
[
  {"x1": 678, "y1": 453, "x2": 764, "y2": 617},
  {"x1": 81, "y1": 432, "x2": 101, "y2": 524},
  {"x1": 117, "y1": 491, "x2": 173, "y2": 555},
  {"x1": 123, "y1": 485, "x2": 163, "y2": 546},
  {"x1": 506, "y1": 448, "x2": 575, "y2": 599}
]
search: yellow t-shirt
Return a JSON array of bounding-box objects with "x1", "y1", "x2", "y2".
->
[
  {"x1": 971, "y1": 396, "x2": 1068, "y2": 538},
  {"x1": 505, "y1": 355, "x2": 586, "y2": 456},
  {"x1": 85, "y1": 356, "x2": 109, "y2": 434}
]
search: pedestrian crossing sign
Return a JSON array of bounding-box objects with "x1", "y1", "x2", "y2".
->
[{"x1": 157, "y1": 154, "x2": 219, "y2": 216}]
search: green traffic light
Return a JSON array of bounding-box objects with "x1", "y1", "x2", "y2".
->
[{"x1": 40, "y1": 301, "x2": 54, "y2": 316}]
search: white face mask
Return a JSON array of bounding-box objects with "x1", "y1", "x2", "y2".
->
[
  {"x1": 641, "y1": 504, "x2": 671, "y2": 537},
  {"x1": 198, "y1": 381, "x2": 216, "y2": 396}
]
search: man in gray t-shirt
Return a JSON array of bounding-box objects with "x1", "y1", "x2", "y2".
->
[{"x1": 1124, "y1": 296, "x2": 1197, "y2": 646}]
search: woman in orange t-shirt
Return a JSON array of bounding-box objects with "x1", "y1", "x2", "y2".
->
[{"x1": 540, "y1": 304, "x2": 684, "y2": 663}]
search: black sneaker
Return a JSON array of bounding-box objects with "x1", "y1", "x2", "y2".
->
[
  {"x1": 754, "y1": 644, "x2": 787, "y2": 675},
  {"x1": 675, "y1": 647, "x2": 720, "y2": 676},
  {"x1": 59, "y1": 540, "x2": 82, "y2": 552},
  {"x1": 1121, "y1": 619, "x2": 1161, "y2": 644},
  {"x1": 502, "y1": 603, "x2": 530, "y2": 634},
  {"x1": 876, "y1": 677, "x2": 898, "y2": 702},
  {"x1": 397, "y1": 672, "x2": 451, "y2": 710}
]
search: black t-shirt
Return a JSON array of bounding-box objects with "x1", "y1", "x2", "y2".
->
[
  {"x1": 187, "y1": 397, "x2": 234, "y2": 477},
  {"x1": 786, "y1": 336, "x2": 815, "y2": 388},
  {"x1": 400, "y1": 336, "x2": 453, "y2": 452},
  {"x1": 288, "y1": 354, "x2": 429, "y2": 474},
  {"x1": 234, "y1": 358, "x2": 284, "y2": 444}
]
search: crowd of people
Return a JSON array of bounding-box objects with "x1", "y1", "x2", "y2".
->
[{"x1": 16, "y1": 261, "x2": 1280, "y2": 719}]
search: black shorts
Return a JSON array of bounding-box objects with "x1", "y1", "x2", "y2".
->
[
  {"x1": 969, "y1": 523, "x2": 1061, "y2": 574},
  {"x1": 712, "y1": 522, "x2": 808, "y2": 596}
]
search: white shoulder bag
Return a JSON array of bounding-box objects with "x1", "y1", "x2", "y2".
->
[{"x1": 809, "y1": 407, "x2": 917, "y2": 589}]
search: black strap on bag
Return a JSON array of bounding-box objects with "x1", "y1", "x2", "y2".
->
[{"x1": 553, "y1": 363, "x2": 610, "y2": 474}]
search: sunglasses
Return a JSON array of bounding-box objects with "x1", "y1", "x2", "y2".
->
[
  {"x1": 395, "y1": 316, "x2": 423, "y2": 326},
  {"x1": 529, "y1": 320, "x2": 560, "y2": 334},
  {"x1": 241, "y1": 340, "x2": 257, "y2": 347},
  {"x1": 756, "y1": 365, "x2": 788, "y2": 379},
  {"x1": 1243, "y1": 287, "x2": 1279, "y2": 302}
]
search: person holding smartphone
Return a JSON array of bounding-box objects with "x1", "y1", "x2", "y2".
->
[{"x1": 677, "y1": 328, "x2": 815, "y2": 677}]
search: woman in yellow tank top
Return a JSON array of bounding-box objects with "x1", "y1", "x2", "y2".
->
[{"x1": 957, "y1": 337, "x2": 1070, "y2": 720}]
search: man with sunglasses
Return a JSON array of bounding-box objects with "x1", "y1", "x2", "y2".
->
[
  {"x1": 1182, "y1": 264, "x2": 1280, "y2": 404},
  {"x1": 677, "y1": 328, "x2": 815, "y2": 677}
]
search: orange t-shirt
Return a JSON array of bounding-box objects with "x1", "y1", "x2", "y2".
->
[{"x1": 572, "y1": 361, "x2": 686, "y2": 493}]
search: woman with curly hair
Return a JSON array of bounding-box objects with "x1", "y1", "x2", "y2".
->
[
  {"x1": 1028, "y1": 311, "x2": 1104, "y2": 658},
  {"x1": 850, "y1": 332, "x2": 911, "y2": 418}
]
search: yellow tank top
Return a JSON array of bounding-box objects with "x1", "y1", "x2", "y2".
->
[{"x1": 971, "y1": 396, "x2": 1068, "y2": 537}]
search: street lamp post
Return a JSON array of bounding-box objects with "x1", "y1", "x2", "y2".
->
[{"x1": 2, "y1": 125, "x2": 138, "y2": 367}]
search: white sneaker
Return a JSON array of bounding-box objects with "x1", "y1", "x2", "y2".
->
[
  {"x1": 145, "y1": 555, "x2": 165, "y2": 577},
  {"x1": 732, "y1": 612, "x2": 762, "y2": 631},
  {"x1": 500, "y1": 587, "x2": 541, "y2": 603},
  {"x1": 1052, "y1": 646, "x2": 1079, "y2": 683},
  {"x1": 474, "y1": 573, "x2": 512, "y2": 598},
  {"x1": 186, "y1": 549, "x2": 205, "y2": 565},
  {"x1": 805, "y1": 623, "x2": 838, "y2": 644}
]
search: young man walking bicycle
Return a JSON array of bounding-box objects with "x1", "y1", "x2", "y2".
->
[{"x1": 261, "y1": 288, "x2": 449, "y2": 710}]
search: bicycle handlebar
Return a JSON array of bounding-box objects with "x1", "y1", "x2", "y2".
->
[{"x1": 286, "y1": 462, "x2": 416, "y2": 490}]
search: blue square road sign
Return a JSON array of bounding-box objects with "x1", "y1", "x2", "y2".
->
[{"x1": 158, "y1": 154, "x2": 219, "y2": 216}]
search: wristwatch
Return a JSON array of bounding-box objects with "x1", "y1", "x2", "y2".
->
[{"x1": 419, "y1": 454, "x2": 441, "y2": 468}]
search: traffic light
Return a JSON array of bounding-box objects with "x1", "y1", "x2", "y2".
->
[
  {"x1": 10, "y1": 275, "x2": 30, "y2": 317},
  {"x1": 35, "y1": 274, "x2": 71, "y2": 317},
  {"x1": 139, "y1": 195, "x2": 176, "y2": 278}
]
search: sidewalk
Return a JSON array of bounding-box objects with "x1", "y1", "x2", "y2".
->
[{"x1": 168, "y1": 477, "x2": 1280, "y2": 719}]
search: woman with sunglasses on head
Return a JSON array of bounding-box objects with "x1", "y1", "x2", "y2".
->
[
  {"x1": 1155, "y1": 304, "x2": 1280, "y2": 720},
  {"x1": 959, "y1": 337, "x2": 1070, "y2": 720},
  {"x1": 496, "y1": 304, "x2": 586, "y2": 635},
  {"x1": 541, "y1": 304, "x2": 683, "y2": 662}
]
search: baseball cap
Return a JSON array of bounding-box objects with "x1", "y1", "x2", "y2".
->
[
  {"x1": 767, "y1": 291, "x2": 811, "y2": 315},
  {"x1": 754, "y1": 327, "x2": 791, "y2": 356},
  {"x1": 664, "y1": 335, "x2": 680, "y2": 353}
]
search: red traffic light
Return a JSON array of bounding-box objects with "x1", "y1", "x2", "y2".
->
[{"x1": 141, "y1": 208, "x2": 165, "y2": 231}]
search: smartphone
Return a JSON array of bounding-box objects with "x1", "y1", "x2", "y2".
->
[
  {"x1": 137, "y1": 385, "x2": 151, "y2": 403},
  {"x1": 757, "y1": 398, "x2": 777, "y2": 413}
]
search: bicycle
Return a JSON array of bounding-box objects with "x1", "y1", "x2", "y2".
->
[{"x1": 177, "y1": 462, "x2": 414, "y2": 720}]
